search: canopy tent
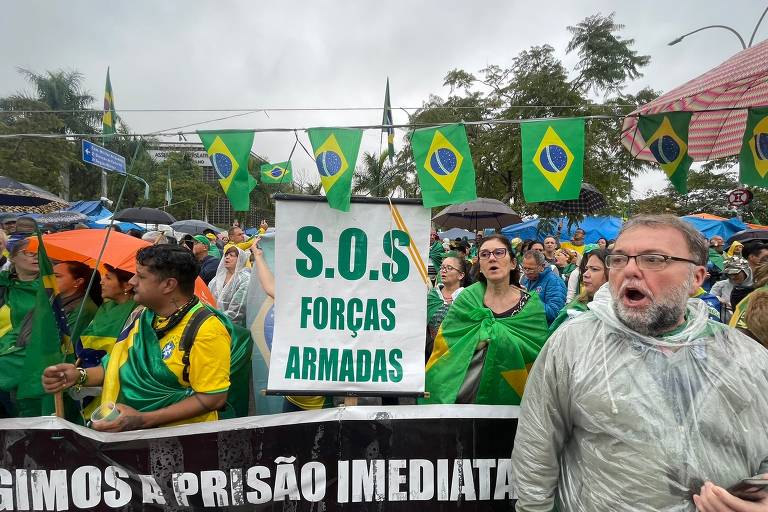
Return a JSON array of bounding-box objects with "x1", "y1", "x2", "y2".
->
[
  {"x1": 681, "y1": 214, "x2": 768, "y2": 241},
  {"x1": 500, "y1": 216, "x2": 624, "y2": 244},
  {"x1": 67, "y1": 200, "x2": 144, "y2": 232},
  {"x1": 437, "y1": 227, "x2": 475, "y2": 240}
]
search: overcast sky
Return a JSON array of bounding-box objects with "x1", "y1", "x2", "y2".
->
[{"x1": 1, "y1": 1, "x2": 763, "y2": 198}]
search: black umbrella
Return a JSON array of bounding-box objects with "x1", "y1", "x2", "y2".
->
[
  {"x1": 0, "y1": 176, "x2": 69, "y2": 213},
  {"x1": 539, "y1": 183, "x2": 607, "y2": 215},
  {"x1": 432, "y1": 198, "x2": 522, "y2": 231},
  {"x1": 727, "y1": 229, "x2": 768, "y2": 246},
  {"x1": 171, "y1": 219, "x2": 223, "y2": 235},
  {"x1": 113, "y1": 207, "x2": 176, "y2": 225}
]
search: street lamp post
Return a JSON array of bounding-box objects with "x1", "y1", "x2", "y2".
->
[{"x1": 668, "y1": 6, "x2": 768, "y2": 49}]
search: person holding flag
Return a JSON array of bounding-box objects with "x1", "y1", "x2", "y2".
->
[{"x1": 43, "y1": 245, "x2": 252, "y2": 431}]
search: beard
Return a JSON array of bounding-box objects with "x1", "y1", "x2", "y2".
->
[{"x1": 610, "y1": 273, "x2": 694, "y2": 337}]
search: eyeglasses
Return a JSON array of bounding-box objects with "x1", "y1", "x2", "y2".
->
[
  {"x1": 478, "y1": 248, "x2": 508, "y2": 260},
  {"x1": 440, "y1": 264, "x2": 461, "y2": 273},
  {"x1": 522, "y1": 266, "x2": 541, "y2": 273},
  {"x1": 605, "y1": 253, "x2": 700, "y2": 271},
  {"x1": 21, "y1": 250, "x2": 37, "y2": 258}
]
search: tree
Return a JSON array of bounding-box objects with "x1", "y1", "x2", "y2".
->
[
  {"x1": 11, "y1": 68, "x2": 100, "y2": 200},
  {"x1": 405, "y1": 14, "x2": 652, "y2": 221},
  {"x1": 352, "y1": 151, "x2": 410, "y2": 197}
]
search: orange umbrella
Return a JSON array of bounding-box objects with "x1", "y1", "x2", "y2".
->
[{"x1": 28, "y1": 230, "x2": 215, "y2": 306}]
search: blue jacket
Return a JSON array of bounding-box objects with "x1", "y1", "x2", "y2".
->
[{"x1": 522, "y1": 266, "x2": 567, "y2": 324}]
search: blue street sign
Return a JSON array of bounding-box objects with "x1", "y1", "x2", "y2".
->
[{"x1": 82, "y1": 140, "x2": 126, "y2": 175}]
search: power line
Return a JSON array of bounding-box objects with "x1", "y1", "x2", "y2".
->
[
  {"x1": 0, "y1": 115, "x2": 623, "y2": 140},
  {"x1": 0, "y1": 104, "x2": 639, "y2": 115}
]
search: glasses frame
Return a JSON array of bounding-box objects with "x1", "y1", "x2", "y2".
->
[
  {"x1": 439, "y1": 264, "x2": 462, "y2": 274},
  {"x1": 478, "y1": 248, "x2": 508, "y2": 260},
  {"x1": 605, "y1": 253, "x2": 700, "y2": 270}
]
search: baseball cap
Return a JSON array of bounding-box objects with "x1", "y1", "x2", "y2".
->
[{"x1": 192, "y1": 235, "x2": 211, "y2": 247}]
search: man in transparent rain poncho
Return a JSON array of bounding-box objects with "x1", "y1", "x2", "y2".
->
[{"x1": 512, "y1": 215, "x2": 768, "y2": 512}]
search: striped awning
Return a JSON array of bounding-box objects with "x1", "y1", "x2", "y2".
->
[{"x1": 621, "y1": 39, "x2": 768, "y2": 162}]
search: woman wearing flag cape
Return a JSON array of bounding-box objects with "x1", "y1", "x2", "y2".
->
[{"x1": 421, "y1": 235, "x2": 548, "y2": 405}]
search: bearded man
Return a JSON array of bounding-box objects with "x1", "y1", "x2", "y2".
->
[{"x1": 512, "y1": 214, "x2": 768, "y2": 511}]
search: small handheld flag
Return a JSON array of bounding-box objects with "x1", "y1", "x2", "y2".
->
[
  {"x1": 739, "y1": 107, "x2": 768, "y2": 187},
  {"x1": 637, "y1": 112, "x2": 692, "y2": 195},
  {"x1": 260, "y1": 161, "x2": 293, "y2": 184},
  {"x1": 307, "y1": 128, "x2": 362, "y2": 212},
  {"x1": 411, "y1": 123, "x2": 477, "y2": 208},
  {"x1": 521, "y1": 118, "x2": 584, "y2": 203},
  {"x1": 198, "y1": 130, "x2": 257, "y2": 211}
]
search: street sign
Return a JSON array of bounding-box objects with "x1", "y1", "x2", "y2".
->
[
  {"x1": 81, "y1": 140, "x2": 126, "y2": 175},
  {"x1": 728, "y1": 188, "x2": 753, "y2": 207}
]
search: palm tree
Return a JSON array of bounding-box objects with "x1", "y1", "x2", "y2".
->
[
  {"x1": 352, "y1": 152, "x2": 408, "y2": 197},
  {"x1": 14, "y1": 68, "x2": 99, "y2": 199}
]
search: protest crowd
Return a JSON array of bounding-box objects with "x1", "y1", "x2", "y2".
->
[{"x1": 0, "y1": 209, "x2": 761, "y2": 510}]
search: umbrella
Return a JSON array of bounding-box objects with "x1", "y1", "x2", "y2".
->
[
  {"x1": 621, "y1": 39, "x2": 768, "y2": 161},
  {"x1": 27, "y1": 230, "x2": 215, "y2": 306},
  {"x1": 28, "y1": 210, "x2": 89, "y2": 227},
  {"x1": 113, "y1": 207, "x2": 176, "y2": 225},
  {"x1": 727, "y1": 229, "x2": 768, "y2": 245},
  {"x1": 432, "y1": 198, "x2": 522, "y2": 230},
  {"x1": 0, "y1": 176, "x2": 69, "y2": 213},
  {"x1": 171, "y1": 219, "x2": 223, "y2": 234},
  {"x1": 539, "y1": 183, "x2": 607, "y2": 215}
]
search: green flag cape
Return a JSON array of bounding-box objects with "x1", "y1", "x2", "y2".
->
[
  {"x1": 637, "y1": 112, "x2": 692, "y2": 194},
  {"x1": 0, "y1": 273, "x2": 38, "y2": 394},
  {"x1": 738, "y1": 107, "x2": 768, "y2": 187},
  {"x1": 308, "y1": 128, "x2": 362, "y2": 212},
  {"x1": 260, "y1": 161, "x2": 293, "y2": 184},
  {"x1": 76, "y1": 299, "x2": 138, "y2": 367},
  {"x1": 102, "y1": 303, "x2": 252, "y2": 419},
  {"x1": 548, "y1": 298, "x2": 588, "y2": 336},
  {"x1": 411, "y1": 123, "x2": 477, "y2": 208},
  {"x1": 521, "y1": 118, "x2": 584, "y2": 203},
  {"x1": 420, "y1": 282, "x2": 548, "y2": 405},
  {"x1": 198, "y1": 130, "x2": 257, "y2": 211},
  {"x1": 708, "y1": 248, "x2": 725, "y2": 272}
]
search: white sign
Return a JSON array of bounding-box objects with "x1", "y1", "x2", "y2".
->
[
  {"x1": 147, "y1": 149, "x2": 212, "y2": 167},
  {"x1": 268, "y1": 198, "x2": 430, "y2": 394}
]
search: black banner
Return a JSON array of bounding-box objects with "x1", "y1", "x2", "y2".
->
[{"x1": 0, "y1": 405, "x2": 519, "y2": 511}]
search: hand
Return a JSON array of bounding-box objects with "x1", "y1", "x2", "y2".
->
[
  {"x1": 42, "y1": 364, "x2": 78, "y2": 393},
  {"x1": 91, "y1": 404, "x2": 146, "y2": 432},
  {"x1": 694, "y1": 480, "x2": 768, "y2": 511},
  {"x1": 250, "y1": 237, "x2": 263, "y2": 258}
]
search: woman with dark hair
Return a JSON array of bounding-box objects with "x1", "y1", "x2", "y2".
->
[
  {"x1": 549, "y1": 249, "x2": 610, "y2": 334},
  {"x1": 0, "y1": 238, "x2": 40, "y2": 416},
  {"x1": 76, "y1": 264, "x2": 139, "y2": 369},
  {"x1": 53, "y1": 261, "x2": 102, "y2": 347},
  {"x1": 422, "y1": 234, "x2": 548, "y2": 405},
  {"x1": 426, "y1": 253, "x2": 471, "y2": 360}
]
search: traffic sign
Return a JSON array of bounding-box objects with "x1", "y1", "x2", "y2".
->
[
  {"x1": 728, "y1": 188, "x2": 753, "y2": 207},
  {"x1": 82, "y1": 140, "x2": 126, "y2": 175}
]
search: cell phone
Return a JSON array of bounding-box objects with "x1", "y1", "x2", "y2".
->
[{"x1": 728, "y1": 477, "x2": 768, "y2": 501}]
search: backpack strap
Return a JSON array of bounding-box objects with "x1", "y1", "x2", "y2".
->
[{"x1": 179, "y1": 306, "x2": 215, "y2": 384}]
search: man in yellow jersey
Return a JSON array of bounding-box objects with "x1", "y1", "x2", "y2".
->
[
  {"x1": 43, "y1": 245, "x2": 232, "y2": 432},
  {"x1": 559, "y1": 227, "x2": 587, "y2": 256}
]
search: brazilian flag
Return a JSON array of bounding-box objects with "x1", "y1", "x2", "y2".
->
[
  {"x1": 411, "y1": 123, "x2": 477, "y2": 208},
  {"x1": 260, "y1": 161, "x2": 293, "y2": 184},
  {"x1": 308, "y1": 128, "x2": 362, "y2": 212},
  {"x1": 16, "y1": 230, "x2": 70, "y2": 415},
  {"x1": 637, "y1": 112, "x2": 693, "y2": 194},
  {"x1": 102, "y1": 67, "x2": 117, "y2": 139},
  {"x1": 198, "y1": 130, "x2": 257, "y2": 211},
  {"x1": 739, "y1": 107, "x2": 768, "y2": 187},
  {"x1": 521, "y1": 118, "x2": 584, "y2": 203}
]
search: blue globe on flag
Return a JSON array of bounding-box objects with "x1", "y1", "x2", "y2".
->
[
  {"x1": 316, "y1": 151, "x2": 343, "y2": 177},
  {"x1": 649, "y1": 135, "x2": 681, "y2": 164},
  {"x1": 212, "y1": 153, "x2": 233, "y2": 178},
  {"x1": 263, "y1": 304, "x2": 274, "y2": 351},
  {"x1": 754, "y1": 133, "x2": 768, "y2": 160},
  {"x1": 539, "y1": 144, "x2": 569, "y2": 173},
  {"x1": 270, "y1": 167, "x2": 284, "y2": 178},
  {"x1": 429, "y1": 148, "x2": 458, "y2": 175}
]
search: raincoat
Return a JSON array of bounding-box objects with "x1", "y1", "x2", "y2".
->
[
  {"x1": 208, "y1": 248, "x2": 251, "y2": 327},
  {"x1": 512, "y1": 286, "x2": 768, "y2": 511}
]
